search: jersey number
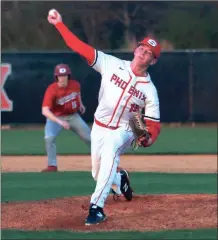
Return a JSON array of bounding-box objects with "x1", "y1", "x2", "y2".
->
[
  {"x1": 129, "y1": 103, "x2": 139, "y2": 112},
  {"x1": 72, "y1": 101, "x2": 77, "y2": 109}
]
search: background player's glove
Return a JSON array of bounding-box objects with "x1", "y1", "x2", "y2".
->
[
  {"x1": 47, "y1": 9, "x2": 62, "y2": 25},
  {"x1": 129, "y1": 112, "x2": 151, "y2": 149}
]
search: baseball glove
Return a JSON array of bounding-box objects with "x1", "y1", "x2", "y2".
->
[{"x1": 129, "y1": 112, "x2": 151, "y2": 149}]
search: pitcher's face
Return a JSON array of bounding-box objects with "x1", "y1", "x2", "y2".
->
[{"x1": 134, "y1": 45, "x2": 157, "y2": 67}]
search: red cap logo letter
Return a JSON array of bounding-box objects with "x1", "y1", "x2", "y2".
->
[{"x1": 1, "y1": 64, "x2": 13, "y2": 111}]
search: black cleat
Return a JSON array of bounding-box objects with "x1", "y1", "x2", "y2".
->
[
  {"x1": 120, "y1": 169, "x2": 133, "y2": 201},
  {"x1": 85, "y1": 204, "x2": 107, "y2": 225}
]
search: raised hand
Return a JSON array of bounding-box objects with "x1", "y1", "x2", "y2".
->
[{"x1": 47, "y1": 9, "x2": 62, "y2": 25}]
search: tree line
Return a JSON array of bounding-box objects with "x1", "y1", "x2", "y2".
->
[{"x1": 2, "y1": 1, "x2": 218, "y2": 51}]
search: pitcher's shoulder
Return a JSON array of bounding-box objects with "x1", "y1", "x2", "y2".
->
[{"x1": 146, "y1": 75, "x2": 158, "y2": 90}]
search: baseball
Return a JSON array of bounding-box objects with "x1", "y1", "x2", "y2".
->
[{"x1": 48, "y1": 9, "x2": 57, "y2": 18}]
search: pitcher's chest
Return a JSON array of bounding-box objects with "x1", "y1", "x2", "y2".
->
[{"x1": 103, "y1": 69, "x2": 148, "y2": 109}]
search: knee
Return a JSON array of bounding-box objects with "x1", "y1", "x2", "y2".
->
[
  {"x1": 84, "y1": 130, "x2": 91, "y2": 142},
  {"x1": 80, "y1": 131, "x2": 91, "y2": 144},
  {"x1": 45, "y1": 136, "x2": 56, "y2": 144},
  {"x1": 85, "y1": 134, "x2": 91, "y2": 145}
]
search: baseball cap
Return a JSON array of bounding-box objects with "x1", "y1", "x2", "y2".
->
[
  {"x1": 54, "y1": 64, "x2": 71, "y2": 76},
  {"x1": 138, "y1": 37, "x2": 161, "y2": 58}
]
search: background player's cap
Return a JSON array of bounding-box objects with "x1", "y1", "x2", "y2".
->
[
  {"x1": 54, "y1": 64, "x2": 71, "y2": 76},
  {"x1": 54, "y1": 63, "x2": 72, "y2": 80},
  {"x1": 138, "y1": 37, "x2": 161, "y2": 58}
]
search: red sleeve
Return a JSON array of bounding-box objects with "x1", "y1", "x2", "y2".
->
[
  {"x1": 42, "y1": 86, "x2": 55, "y2": 109},
  {"x1": 142, "y1": 119, "x2": 161, "y2": 147},
  {"x1": 55, "y1": 22, "x2": 95, "y2": 65}
]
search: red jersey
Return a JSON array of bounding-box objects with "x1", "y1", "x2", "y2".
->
[{"x1": 42, "y1": 80, "x2": 81, "y2": 116}]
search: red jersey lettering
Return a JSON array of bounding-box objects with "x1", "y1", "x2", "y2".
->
[{"x1": 42, "y1": 80, "x2": 80, "y2": 116}]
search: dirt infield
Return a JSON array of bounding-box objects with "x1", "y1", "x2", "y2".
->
[
  {"x1": 1, "y1": 154, "x2": 217, "y2": 173},
  {"x1": 2, "y1": 194, "x2": 217, "y2": 232},
  {"x1": 2, "y1": 154, "x2": 217, "y2": 232}
]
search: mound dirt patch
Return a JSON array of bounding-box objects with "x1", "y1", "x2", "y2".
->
[{"x1": 2, "y1": 194, "x2": 217, "y2": 232}]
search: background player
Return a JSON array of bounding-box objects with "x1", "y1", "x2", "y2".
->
[
  {"x1": 41, "y1": 63, "x2": 91, "y2": 172},
  {"x1": 47, "y1": 9, "x2": 161, "y2": 224}
]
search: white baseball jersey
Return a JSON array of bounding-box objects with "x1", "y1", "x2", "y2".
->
[{"x1": 91, "y1": 50, "x2": 160, "y2": 128}]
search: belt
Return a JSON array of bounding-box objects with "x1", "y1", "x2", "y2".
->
[{"x1": 94, "y1": 118, "x2": 119, "y2": 130}]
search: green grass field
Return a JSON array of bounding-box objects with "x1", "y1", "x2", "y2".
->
[
  {"x1": 1, "y1": 126, "x2": 217, "y2": 239},
  {"x1": 1, "y1": 126, "x2": 217, "y2": 155},
  {"x1": 2, "y1": 172, "x2": 217, "y2": 202},
  {"x1": 2, "y1": 228, "x2": 217, "y2": 239}
]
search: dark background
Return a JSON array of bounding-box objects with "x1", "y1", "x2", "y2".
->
[{"x1": 2, "y1": 51, "x2": 218, "y2": 124}]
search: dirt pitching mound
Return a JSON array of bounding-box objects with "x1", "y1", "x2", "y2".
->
[{"x1": 2, "y1": 194, "x2": 217, "y2": 232}]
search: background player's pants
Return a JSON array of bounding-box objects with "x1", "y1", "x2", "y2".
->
[
  {"x1": 90, "y1": 122, "x2": 134, "y2": 208},
  {"x1": 44, "y1": 113, "x2": 91, "y2": 167}
]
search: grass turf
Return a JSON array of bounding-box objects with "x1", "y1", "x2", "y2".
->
[
  {"x1": 1, "y1": 126, "x2": 217, "y2": 155},
  {"x1": 1, "y1": 172, "x2": 217, "y2": 202},
  {"x1": 1, "y1": 228, "x2": 217, "y2": 239}
]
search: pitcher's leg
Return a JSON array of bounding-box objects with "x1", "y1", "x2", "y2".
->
[
  {"x1": 85, "y1": 128, "x2": 134, "y2": 225},
  {"x1": 43, "y1": 119, "x2": 63, "y2": 171},
  {"x1": 111, "y1": 171, "x2": 122, "y2": 195},
  {"x1": 91, "y1": 151, "x2": 119, "y2": 208},
  {"x1": 111, "y1": 134, "x2": 134, "y2": 195},
  {"x1": 69, "y1": 113, "x2": 91, "y2": 146},
  {"x1": 90, "y1": 130, "x2": 133, "y2": 208},
  {"x1": 90, "y1": 125, "x2": 104, "y2": 181},
  {"x1": 86, "y1": 144, "x2": 118, "y2": 225}
]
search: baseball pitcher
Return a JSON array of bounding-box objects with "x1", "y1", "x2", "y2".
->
[
  {"x1": 47, "y1": 9, "x2": 161, "y2": 225},
  {"x1": 41, "y1": 63, "x2": 91, "y2": 172}
]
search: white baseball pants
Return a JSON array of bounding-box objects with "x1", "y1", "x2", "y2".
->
[{"x1": 90, "y1": 122, "x2": 134, "y2": 208}]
